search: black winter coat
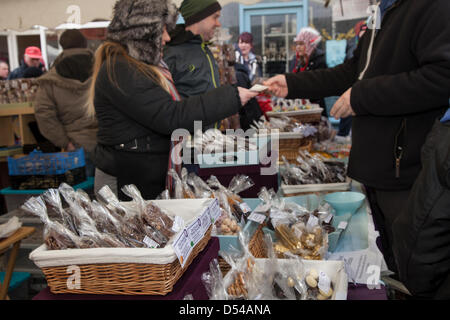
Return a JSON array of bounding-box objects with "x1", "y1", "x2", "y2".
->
[
  {"x1": 8, "y1": 61, "x2": 45, "y2": 80},
  {"x1": 392, "y1": 120, "x2": 450, "y2": 299},
  {"x1": 94, "y1": 57, "x2": 241, "y2": 200},
  {"x1": 284, "y1": 0, "x2": 450, "y2": 190}
]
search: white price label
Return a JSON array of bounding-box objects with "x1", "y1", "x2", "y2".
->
[
  {"x1": 248, "y1": 212, "x2": 266, "y2": 224},
  {"x1": 318, "y1": 271, "x2": 331, "y2": 294},
  {"x1": 239, "y1": 202, "x2": 252, "y2": 214},
  {"x1": 270, "y1": 209, "x2": 288, "y2": 220},
  {"x1": 323, "y1": 213, "x2": 333, "y2": 224},
  {"x1": 337, "y1": 221, "x2": 348, "y2": 230},
  {"x1": 306, "y1": 215, "x2": 319, "y2": 230},
  {"x1": 143, "y1": 236, "x2": 160, "y2": 249},
  {"x1": 186, "y1": 218, "x2": 204, "y2": 248},
  {"x1": 200, "y1": 207, "x2": 212, "y2": 235},
  {"x1": 171, "y1": 215, "x2": 185, "y2": 233},
  {"x1": 172, "y1": 229, "x2": 193, "y2": 268},
  {"x1": 209, "y1": 198, "x2": 221, "y2": 222}
]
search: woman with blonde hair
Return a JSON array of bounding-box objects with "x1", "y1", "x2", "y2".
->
[{"x1": 90, "y1": 0, "x2": 257, "y2": 200}]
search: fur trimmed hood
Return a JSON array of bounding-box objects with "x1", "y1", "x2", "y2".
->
[
  {"x1": 37, "y1": 48, "x2": 93, "y2": 90},
  {"x1": 107, "y1": 0, "x2": 179, "y2": 65}
]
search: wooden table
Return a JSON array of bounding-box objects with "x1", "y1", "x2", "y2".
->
[{"x1": 0, "y1": 226, "x2": 35, "y2": 300}]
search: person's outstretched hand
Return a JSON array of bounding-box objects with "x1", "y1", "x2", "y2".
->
[
  {"x1": 263, "y1": 75, "x2": 288, "y2": 98},
  {"x1": 238, "y1": 87, "x2": 259, "y2": 106},
  {"x1": 330, "y1": 88, "x2": 356, "y2": 120}
]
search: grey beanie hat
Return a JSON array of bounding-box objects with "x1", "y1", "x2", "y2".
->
[{"x1": 107, "y1": 0, "x2": 178, "y2": 65}]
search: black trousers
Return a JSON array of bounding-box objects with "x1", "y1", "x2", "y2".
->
[
  {"x1": 364, "y1": 186, "x2": 411, "y2": 274},
  {"x1": 113, "y1": 149, "x2": 169, "y2": 201}
]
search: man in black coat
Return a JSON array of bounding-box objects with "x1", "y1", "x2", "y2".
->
[
  {"x1": 392, "y1": 108, "x2": 450, "y2": 299},
  {"x1": 264, "y1": 0, "x2": 450, "y2": 274}
]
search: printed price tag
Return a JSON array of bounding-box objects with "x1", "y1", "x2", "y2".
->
[
  {"x1": 248, "y1": 212, "x2": 266, "y2": 224},
  {"x1": 323, "y1": 213, "x2": 333, "y2": 224},
  {"x1": 171, "y1": 215, "x2": 185, "y2": 233},
  {"x1": 239, "y1": 202, "x2": 252, "y2": 214},
  {"x1": 270, "y1": 209, "x2": 287, "y2": 220},
  {"x1": 172, "y1": 229, "x2": 193, "y2": 268},
  {"x1": 337, "y1": 221, "x2": 348, "y2": 230},
  {"x1": 306, "y1": 215, "x2": 319, "y2": 230},
  {"x1": 186, "y1": 218, "x2": 204, "y2": 248},
  {"x1": 143, "y1": 236, "x2": 160, "y2": 249},
  {"x1": 200, "y1": 207, "x2": 212, "y2": 235},
  {"x1": 318, "y1": 271, "x2": 331, "y2": 294},
  {"x1": 209, "y1": 198, "x2": 221, "y2": 223}
]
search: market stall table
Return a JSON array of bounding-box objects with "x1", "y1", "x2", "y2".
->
[
  {"x1": 33, "y1": 237, "x2": 220, "y2": 300},
  {"x1": 0, "y1": 226, "x2": 35, "y2": 300}
]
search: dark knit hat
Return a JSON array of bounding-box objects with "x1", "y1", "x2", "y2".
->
[
  {"x1": 179, "y1": 0, "x2": 221, "y2": 27},
  {"x1": 107, "y1": 0, "x2": 178, "y2": 65},
  {"x1": 59, "y1": 29, "x2": 87, "y2": 50}
]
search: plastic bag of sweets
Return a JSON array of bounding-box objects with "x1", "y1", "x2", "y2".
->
[
  {"x1": 42, "y1": 188, "x2": 79, "y2": 236},
  {"x1": 59, "y1": 184, "x2": 124, "y2": 248},
  {"x1": 186, "y1": 172, "x2": 213, "y2": 199},
  {"x1": 121, "y1": 184, "x2": 174, "y2": 243},
  {"x1": 22, "y1": 196, "x2": 82, "y2": 250},
  {"x1": 201, "y1": 259, "x2": 228, "y2": 300}
]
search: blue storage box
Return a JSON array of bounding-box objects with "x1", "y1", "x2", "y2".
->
[
  {"x1": 8, "y1": 148, "x2": 85, "y2": 176},
  {"x1": 7, "y1": 149, "x2": 86, "y2": 190}
]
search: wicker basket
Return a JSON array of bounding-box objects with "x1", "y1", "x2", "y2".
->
[
  {"x1": 266, "y1": 108, "x2": 323, "y2": 124},
  {"x1": 218, "y1": 223, "x2": 267, "y2": 276},
  {"x1": 41, "y1": 226, "x2": 212, "y2": 296},
  {"x1": 279, "y1": 139, "x2": 313, "y2": 163},
  {"x1": 289, "y1": 113, "x2": 322, "y2": 124}
]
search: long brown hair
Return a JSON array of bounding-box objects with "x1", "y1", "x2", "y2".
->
[{"x1": 87, "y1": 41, "x2": 169, "y2": 117}]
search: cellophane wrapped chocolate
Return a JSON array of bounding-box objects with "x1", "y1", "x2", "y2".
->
[
  {"x1": 22, "y1": 182, "x2": 184, "y2": 250},
  {"x1": 251, "y1": 115, "x2": 318, "y2": 137},
  {"x1": 121, "y1": 184, "x2": 174, "y2": 246},
  {"x1": 167, "y1": 168, "x2": 196, "y2": 199},
  {"x1": 22, "y1": 196, "x2": 81, "y2": 250},
  {"x1": 280, "y1": 151, "x2": 347, "y2": 185},
  {"x1": 208, "y1": 175, "x2": 254, "y2": 225}
]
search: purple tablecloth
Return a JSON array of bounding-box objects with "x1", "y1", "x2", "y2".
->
[
  {"x1": 33, "y1": 237, "x2": 220, "y2": 300},
  {"x1": 347, "y1": 284, "x2": 388, "y2": 300},
  {"x1": 32, "y1": 236, "x2": 387, "y2": 301}
]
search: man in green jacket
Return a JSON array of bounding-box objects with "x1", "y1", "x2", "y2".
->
[{"x1": 163, "y1": 0, "x2": 223, "y2": 130}]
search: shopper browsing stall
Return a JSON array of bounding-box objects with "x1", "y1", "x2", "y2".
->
[
  {"x1": 163, "y1": 0, "x2": 225, "y2": 130},
  {"x1": 235, "y1": 32, "x2": 261, "y2": 83},
  {"x1": 34, "y1": 30, "x2": 98, "y2": 177},
  {"x1": 90, "y1": 0, "x2": 257, "y2": 201},
  {"x1": 288, "y1": 27, "x2": 327, "y2": 116},
  {"x1": 264, "y1": 0, "x2": 450, "y2": 274}
]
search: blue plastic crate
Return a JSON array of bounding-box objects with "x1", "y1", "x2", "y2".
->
[{"x1": 7, "y1": 148, "x2": 85, "y2": 176}]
